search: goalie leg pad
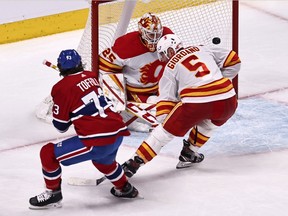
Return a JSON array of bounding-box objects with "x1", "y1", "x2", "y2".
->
[
  {"x1": 35, "y1": 94, "x2": 53, "y2": 124},
  {"x1": 100, "y1": 72, "x2": 126, "y2": 111},
  {"x1": 120, "y1": 110, "x2": 153, "y2": 132}
]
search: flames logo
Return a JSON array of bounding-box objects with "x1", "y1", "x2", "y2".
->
[
  {"x1": 139, "y1": 13, "x2": 161, "y2": 32},
  {"x1": 139, "y1": 60, "x2": 166, "y2": 84},
  {"x1": 140, "y1": 17, "x2": 152, "y2": 29}
]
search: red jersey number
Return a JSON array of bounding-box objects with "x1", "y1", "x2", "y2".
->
[
  {"x1": 102, "y1": 48, "x2": 116, "y2": 63},
  {"x1": 182, "y1": 55, "x2": 210, "y2": 78}
]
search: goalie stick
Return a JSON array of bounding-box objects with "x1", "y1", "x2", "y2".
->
[
  {"x1": 43, "y1": 60, "x2": 159, "y2": 127},
  {"x1": 100, "y1": 77, "x2": 158, "y2": 127}
]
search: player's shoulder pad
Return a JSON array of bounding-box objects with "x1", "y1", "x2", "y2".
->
[{"x1": 112, "y1": 31, "x2": 147, "y2": 59}]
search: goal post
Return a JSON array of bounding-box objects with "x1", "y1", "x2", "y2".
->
[
  {"x1": 232, "y1": 0, "x2": 239, "y2": 95},
  {"x1": 77, "y1": 0, "x2": 239, "y2": 93}
]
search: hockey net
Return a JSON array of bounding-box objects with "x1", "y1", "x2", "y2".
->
[{"x1": 77, "y1": 0, "x2": 239, "y2": 91}]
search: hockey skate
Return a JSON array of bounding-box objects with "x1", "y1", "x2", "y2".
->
[
  {"x1": 110, "y1": 182, "x2": 139, "y2": 198},
  {"x1": 29, "y1": 189, "x2": 63, "y2": 209},
  {"x1": 122, "y1": 156, "x2": 144, "y2": 178},
  {"x1": 176, "y1": 139, "x2": 204, "y2": 169}
]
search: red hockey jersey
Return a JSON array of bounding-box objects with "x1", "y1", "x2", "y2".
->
[{"x1": 51, "y1": 71, "x2": 130, "y2": 146}]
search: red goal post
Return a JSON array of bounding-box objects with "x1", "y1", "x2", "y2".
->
[{"x1": 77, "y1": 0, "x2": 239, "y2": 94}]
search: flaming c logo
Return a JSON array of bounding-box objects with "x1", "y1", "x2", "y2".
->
[
  {"x1": 139, "y1": 60, "x2": 166, "y2": 84},
  {"x1": 140, "y1": 17, "x2": 151, "y2": 29},
  {"x1": 140, "y1": 15, "x2": 160, "y2": 31}
]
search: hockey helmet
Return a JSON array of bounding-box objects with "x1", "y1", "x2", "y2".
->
[
  {"x1": 57, "y1": 49, "x2": 82, "y2": 71},
  {"x1": 138, "y1": 13, "x2": 163, "y2": 52},
  {"x1": 157, "y1": 34, "x2": 183, "y2": 62}
]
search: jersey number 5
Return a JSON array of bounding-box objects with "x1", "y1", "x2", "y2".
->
[{"x1": 182, "y1": 55, "x2": 210, "y2": 78}]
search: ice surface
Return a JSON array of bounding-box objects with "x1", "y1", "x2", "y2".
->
[{"x1": 0, "y1": 1, "x2": 288, "y2": 216}]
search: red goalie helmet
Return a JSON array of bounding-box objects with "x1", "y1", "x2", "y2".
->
[{"x1": 138, "y1": 13, "x2": 163, "y2": 52}]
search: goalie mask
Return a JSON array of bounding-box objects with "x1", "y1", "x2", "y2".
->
[
  {"x1": 138, "y1": 13, "x2": 163, "y2": 52},
  {"x1": 57, "y1": 49, "x2": 83, "y2": 76},
  {"x1": 157, "y1": 34, "x2": 183, "y2": 62}
]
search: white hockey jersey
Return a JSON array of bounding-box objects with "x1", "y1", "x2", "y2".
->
[
  {"x1": 99, "y1": 27, "x2": 173, "y2": 96},
  {"x1": 156, "y1": 45, "x2": 241, "y2": 118}
]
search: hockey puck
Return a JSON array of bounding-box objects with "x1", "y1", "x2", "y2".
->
[{"x1": 212, "y1": 37, "x2": 221, "y2": 44}]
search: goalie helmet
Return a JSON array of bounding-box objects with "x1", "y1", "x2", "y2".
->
[
  {"x1": 57, "y1": 49, "x2": 83, "y2": 76},
  {"x1": 157, "y1": 34, "x2": 183, "y2": 62},
  {"x1": 138, "y1": 13, "x2": 163, "y2": 52}
]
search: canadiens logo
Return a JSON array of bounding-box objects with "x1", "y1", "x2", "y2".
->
[{"x1": 139, "y1": 60, "x2": 166, "y2": 84}]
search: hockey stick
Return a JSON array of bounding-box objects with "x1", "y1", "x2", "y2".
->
[
  {"x1": 125, "y1": 103, "x2": 156, "y2": 126},
  {"x1": 101, "y1": 78, "x2": 158, "y2": 127},
  {"x1": 43, "y1": 60, "x2": 159, "y2": 127},
  {"x1": 68, "y1": 176, "x2": 107, "y2": 186},
  {"x1": 43, "y1": 60, "x2": 59, "y2": 71}
]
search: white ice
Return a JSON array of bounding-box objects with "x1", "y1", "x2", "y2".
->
[{"x1": 0, "y1": 1, "x2": 288, "y2": 216}]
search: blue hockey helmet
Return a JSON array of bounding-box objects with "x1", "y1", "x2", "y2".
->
[{"x1": 57, "y1": 49, "x2": 82, "y2": 71}]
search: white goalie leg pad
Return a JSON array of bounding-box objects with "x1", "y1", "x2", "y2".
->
[
  {"x1": 99, "y1": 72, "x2": 126, "y2": 111},
  {"x1": 35, "y1": 94, "x2": 53, "y2": 124},
  {"x1": 128, "y1": 119, "x2": 153, "y2": 133},
  {"x1": 120, "y1": 102, "x2": 157, "y2": 132},
  {"x1": 120, "y1": 111, "x2": 152, "y2": 132},
  {"x1": 130, "y1": 102, "x2": 156, "y2": 117},
  {"x1": 146, "y1": 95, "x2": 158, "y2": 104},
  {"x1": 145, "y1": 124, "x2": 175, "y2": 155}
]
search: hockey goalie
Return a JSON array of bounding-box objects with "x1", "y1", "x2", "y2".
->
[{"x1": 98, "y1": 12, "x2": 173, "y2": 131}]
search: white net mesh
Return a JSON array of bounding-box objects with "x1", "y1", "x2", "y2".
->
[{"x1": 77, "y1": 0, "x2": 235, "y2": 71}]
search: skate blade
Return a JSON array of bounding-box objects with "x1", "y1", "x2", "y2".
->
[
  {"x1": 176, "y1": 161, "x2": 195, "y2": 169},
  {"x1": 136, "y1": 193, "x2": 144, "y2": 199},
  {"x1": 29, "y1": 201, "x2": 62, "y2": 210},
  {"x1": 112, "y1": 189, "x2": 144, "y2": 200},
  {"x1": 116, "y1": 193, "x2": 144, "y2": 200}
]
